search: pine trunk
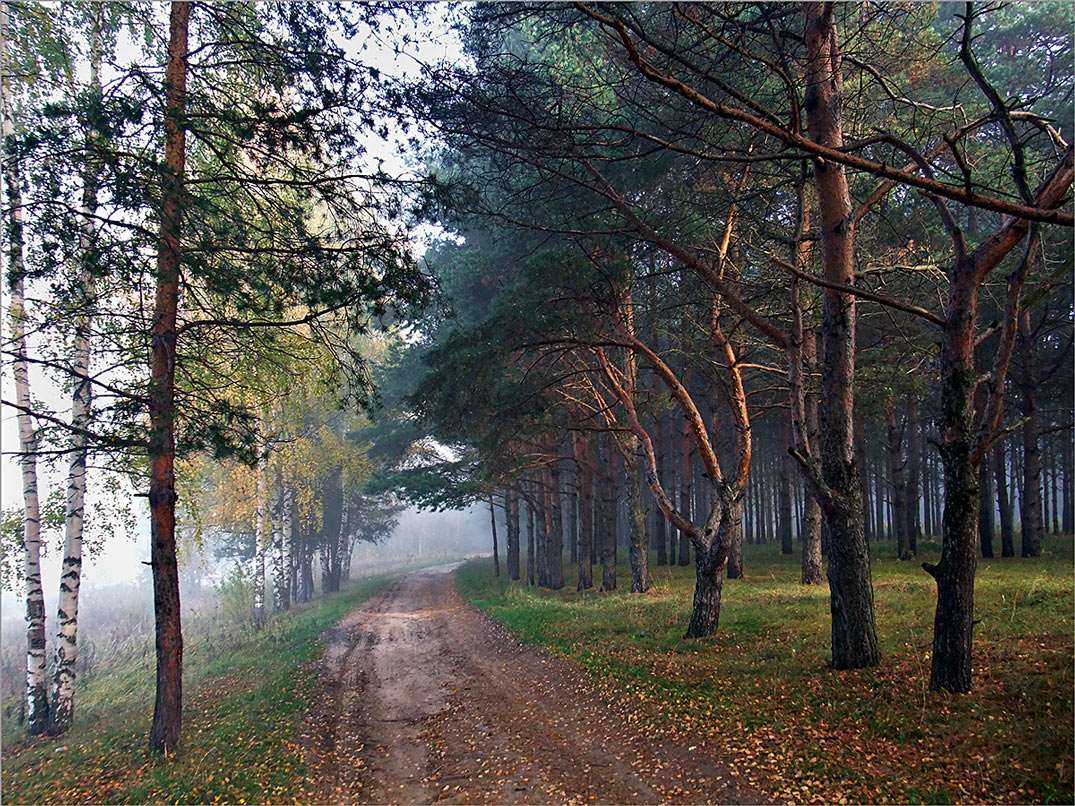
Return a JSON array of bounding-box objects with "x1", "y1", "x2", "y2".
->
[
  {"x1": 678, "y1": 420, "x2": 692, "y2": 565},
  {"x1": 600, "y1": 435, "x2": 617, "y2": 591},
  {"x1": 627, "y1": 446, "x2": 650, "y2": 593},
  {"x1": 906, "y1": 396, "x2": 922, "y2": 554},
  {"x1": 684, "y1": 496, "x2": 741, "y2": 638},
  {"x1": 1063, "y1": 428, "x2": 1073, "y2": 535},
  {"x1": 489, "y1": 496, "x2": 500, "y2": 578},
  {"x1": 887, "y1": 408, "x2": 909, "y2": 559},
  {"x1": 978, "y1": 457, "x2": 995, "y2": 558},
  {"x1": 1018, "y1": 311, "x2": 1043, "y2": 557},
  {"x1": 575, "y1": 437, "x2": 594, "y2": 590},
  {"x1": 536, "y1": 483, "x2": 547, "y2": 587},
  {"x1": 801, "y1": 334, "x2": 824, "y2": 584},
  {"x1": 994, "y1": 443, "x2": 1015, "y2": 557},
  {"x1": 804, "y1": 2, "x2": 880, "y2": 670},
  {"x1": 547, "y1": 459, "x2": 564, "y2": 589},
  {"x1": 779, "y1": 425, "x2": 794, "y2": 554},
  {"x1": 506, "y1": 488, "x2": 520, "y2": 581},
  {"x1": 655, "y1": 417, "x2": 668, "y2": 565},
  {"x1": 526, "y1": 493, "x2": 536, "y2": 586},
  {"x1": 148, "y1": 0, "x2": 190, "y2": 754}
]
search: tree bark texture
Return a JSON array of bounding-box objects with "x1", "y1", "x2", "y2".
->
[{"x1": 148, "y1": 0, "x2": 190, "y2": 754}]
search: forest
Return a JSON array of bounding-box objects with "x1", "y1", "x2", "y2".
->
[{"x1": 1, "y1": 2, "x2": 1072, "y2": 804}]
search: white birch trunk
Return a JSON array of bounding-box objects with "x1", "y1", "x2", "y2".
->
[
  {"x1": 271, "y1": 484, "x2": 285, "y2": 613},
  {"x1": 281, "y1": 484, "x2": 293, "y2": 610},
  {"x1": 337, "y1": 497, "x2": 351, "y2": 583},
  {"x1": 48, "y1": 7, "x2": 102, "y2": 735},
  {"x1": 2, "y1": 0, "x2": 49, "y2": 736},
  {"x1": 252, "y1": 458, "x2": 267, "y2": 628}
]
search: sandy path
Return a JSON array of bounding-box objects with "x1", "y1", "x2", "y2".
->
[{"x1": 300, "y1": 565, "x2": 764, "y2": 805}]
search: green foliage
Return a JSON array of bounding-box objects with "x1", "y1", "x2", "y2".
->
[{"x1": 213, "y1": 564, "x2": 255, "y2": 630}]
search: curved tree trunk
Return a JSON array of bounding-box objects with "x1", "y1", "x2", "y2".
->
[{"x1": 684, "y1": 496, "x2": 741, "y2": 638}]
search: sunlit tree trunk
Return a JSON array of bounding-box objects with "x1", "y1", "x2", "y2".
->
[
  {"x1": 148, "y1": 0, "x2": 190, "y2": 754},
  {"x1": 2, "y1": 3, "x2": 48, "y2": 732},
  {"x1": 803, "y1": 2, "x2": 880, "y2": 669}
]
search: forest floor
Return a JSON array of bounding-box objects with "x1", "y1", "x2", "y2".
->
[
  {"x1": 300, "y1": 563, "x2": 768, "y2": 805},
  {"x1": 457, "y1": 538, "x2": 1074, "y2": 805}
]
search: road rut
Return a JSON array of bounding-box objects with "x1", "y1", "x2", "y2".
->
[{"x1": 300, "y1": 565, "x2": 763, "y2": 805}]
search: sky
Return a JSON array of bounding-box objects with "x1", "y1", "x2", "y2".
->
[{"x1": 0, "y1": 4, "x2": 465, "y2": 591}]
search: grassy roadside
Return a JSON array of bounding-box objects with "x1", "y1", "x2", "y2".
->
[
  {"x1": 1, "y1": 572, "x2": 393, "y2": 805},
  {"x1": 457, "y1": 538, "x2": 1074, "y2": 805}
]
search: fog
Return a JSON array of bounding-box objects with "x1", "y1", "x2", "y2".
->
[{"x1": 0, "y1": 504, "x2": 492, "y2": 705}]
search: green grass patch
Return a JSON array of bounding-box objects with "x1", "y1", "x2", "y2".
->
[
  {"x1": 1, "y1": 573, "x2": 390, "y2": 805},
  {"x1": 457, "y1": 538, "x2": 1074, "y2": 804}
]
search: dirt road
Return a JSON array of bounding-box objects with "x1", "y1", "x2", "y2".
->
[{"x1": 300, "y1": 565, "x2": 762, "y2": 805}]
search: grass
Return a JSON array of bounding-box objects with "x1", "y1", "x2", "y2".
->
[
  {"x1": 0, "y1": 572, "x2": 392, "y2": 805},
  {"x1": 457, "y1": 537, "x2": 1074, "y2": 805}
]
